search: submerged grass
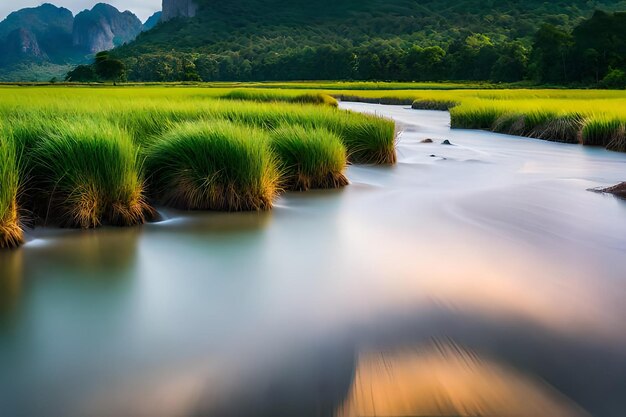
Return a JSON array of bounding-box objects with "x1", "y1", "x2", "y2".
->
[
  {"x1": 270, "y1": 125, "x2": 348, "y2": 191},
  {"x1": 30, "y1": 120, "x2": 152, "y2": 228},
  {"x1": 0, "y1": 132, "x2": 22, "y2": 248},
  {"x1": 145, "y1": 121, "x2": 280, "y2": 211}
]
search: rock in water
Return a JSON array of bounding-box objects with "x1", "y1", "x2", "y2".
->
[
  {"x1": 421, "y1": 138, "x2": 434, "y2": 143},
  {"x1": 601, "y1": 182, "x2": 626, "y2": 198},
  {"x1": 441, "y1": 139, "x2": 453, "y2": 145}
]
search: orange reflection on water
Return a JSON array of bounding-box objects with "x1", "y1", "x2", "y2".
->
[{"x1": 336, "y1": 342, "x2": 589, "y2": 417}]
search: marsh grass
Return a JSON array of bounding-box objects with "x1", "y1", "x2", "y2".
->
[
  {"x1": 334, "y1": 95, "x2": 414, "y2": 105},
  {"x1": 583, "y1": 117, "x2": 626, "y2": 151},
  {"x1": 270, "y1": 125, "x2": 348, "y2": 191},
  {"x1": 334, "y1": 114, "x2": 397, "y2": 164},
  {"x1": 145, "y1": 121, "x2": 280, "y2": 211},
  {"x1": 223, "y1": 90, "x2": 338, "y2": 107},
  {"x1": 411, "y1": 99, "x2": 458, "y2": 111},
  {"x1": 450, "y1": 107, "x2": 505, "y2": 130},
  {"x1": 30, "y1": 121, "x2": 152, "y2": 228},
  {"x1": 0, "y1": 133, "x2": 22, "y2": 248},
  {"x1": 456, "y1": 107, "x2": 588, "y2": 144},
  {"x1": 528, "y1": 113, "x2": 585, "y2": 144}
]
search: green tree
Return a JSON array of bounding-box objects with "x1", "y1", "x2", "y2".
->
[
  {"x1": 96, "y1": 57, "x2": 126, "y2": 83},
  {"x1": 531, "y1": 24, "x2": 573, "y2": 84},
  {"x1": 65, "y1": 65, "x2": 96, "y2": 82}
]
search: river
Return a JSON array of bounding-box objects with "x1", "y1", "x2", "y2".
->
[{"x1": 1, "y1": 103, "x2": 625, "y2": 417}]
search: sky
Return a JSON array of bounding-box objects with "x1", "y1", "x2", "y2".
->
[{"x1": 0, "y1": 1, "x2": 162, "y2": 22}]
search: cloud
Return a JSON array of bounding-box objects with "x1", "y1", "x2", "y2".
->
[{"x1": 0, "y1": 1, "x2": 162, "y2": 22}]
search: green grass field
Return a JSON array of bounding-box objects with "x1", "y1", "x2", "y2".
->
[
  {"x1": 0, "y1": 85, "x2": 396, "y2": 248},
  {"x1": 0, "y1": 83, "x2": 624, "y2": 249}
]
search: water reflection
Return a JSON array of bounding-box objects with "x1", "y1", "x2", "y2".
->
[
  {"x1": 22, "y1": 226, "x2": 141, "y2": 274},
  {"x1": 0, "y1": 250, "x2": 23, "y2": 315},
  {"x1": 337, "y1": 342, "x2": 587, "y2": 417}
]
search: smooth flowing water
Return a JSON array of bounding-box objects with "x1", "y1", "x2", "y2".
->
[{"x1": 1, "y1": 103, "x2": 625, "y2": 417}]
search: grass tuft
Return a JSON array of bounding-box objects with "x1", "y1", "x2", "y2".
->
[
  {"x1": 0, "y1": 133, "x2": 23, "y2": 248},
  {"x1": 145, "y1": 121, "x2": 280, "y2": 211},
  {"x1": 334, "y1": 114, "x2": 397, "y2": 164},
  {"x1": 270, "y1": 125, "x2": 348, "y2": 191},
  {"x1": 30, "y1": 121, "x2": 152, "y2": 228}
]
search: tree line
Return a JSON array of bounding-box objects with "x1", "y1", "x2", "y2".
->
[{"x1": 67, "y1": 10, "x2": 626, "y2": 88}]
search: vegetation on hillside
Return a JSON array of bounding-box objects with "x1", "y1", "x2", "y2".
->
[{"x1": 109, "y1": 1, "x2": 626, "y2": 86}]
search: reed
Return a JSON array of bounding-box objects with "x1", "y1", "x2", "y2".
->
[
  {"x1": 270, "y1": 125, "x2": 348, "y2": 191},
  {"x1": 145, "y1": 121, "x2": 280, "y2": 211}
]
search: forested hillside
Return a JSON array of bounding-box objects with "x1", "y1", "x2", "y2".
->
[{"x1": 112, "y1": 0, "x2": 626, "y2": 85}]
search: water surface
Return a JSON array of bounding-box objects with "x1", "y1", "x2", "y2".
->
[{"x1": 1, "y1": 103, "x2": 625, "y2": 417}]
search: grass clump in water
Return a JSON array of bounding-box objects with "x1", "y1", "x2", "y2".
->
[
  {"x1": 333, "y1": 113, "x2": 397, "y2": 165},
  {"x1": 0, "y1": 133, "x2": 22, "y2": 249},
  {"x1": 145, "y1": 121, "x2": 280, "y2": 211},
  {"x1": 30, "y1": 121, "x2": 152, "y2": 228},
  {"x1": 270, "y1": 125, "x2": 348, "y2": 191},
  {"x1": 583, "y1": 117, "x2": 626, "y2": 151},
  {"x1": 411, "y1": 99, "x2": 458, "y2": 110}
]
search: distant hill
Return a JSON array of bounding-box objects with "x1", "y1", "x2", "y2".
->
[
  {"x1": 0, "y1": 2, "x2": 157, "y2": 81},
  {"x1": 143, "y1": 12, "x2": 163, "y2": 31},
  {"x1": 113, "y1": 0, "x2": 626, "y2": 83}
]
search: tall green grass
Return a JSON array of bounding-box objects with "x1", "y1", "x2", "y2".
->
[
  {"x1": 583, "y1": 117, "x2": 626, "y2": 151},
  {"x1": 411, "y1": 99, "x2": 458, "y2": 110},
  {"x1": 223, "y1": 90, "x2": 338, "y2": 107},
  {"x1": 454, "y1": 106, "x2": 590, "y2": 145},
  {"x1": 30, "y1": 120, "x2": 152, "y2": 228},
  {"x1": 270, "y1": 125, "x2": 348, "y2": 191},
  {"x1": 0, "y1": 132, "x2": 22, "y2": 248},
  {"x1": 102, "y1": 100, "x2": 397, "y2": 165},
  {"x1": 145, "y1": 121, "x2": 280, "y2": 211}
]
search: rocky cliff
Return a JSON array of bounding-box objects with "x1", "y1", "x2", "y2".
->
[
  {"x1": 73, "y1": 3, "x2": 143, "y2": 54},
  {"x1": 144, "y1": 12, "x2": 163, "y2": 31},
  {"x1": 4, "y1": 28, "x2": 48, "y2": 61},
  {"x1": 162, "y1": 0, "x2": 197, "y2": 22}
]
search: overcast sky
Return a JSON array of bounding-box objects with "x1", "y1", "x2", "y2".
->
[{"x1": 0, "y1": 1, "x2": 161, "y2": 22}]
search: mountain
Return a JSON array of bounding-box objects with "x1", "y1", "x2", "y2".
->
[
  {"x1": 0, "y1": 3, "x2": 73, "y2": 39},
  {"x1": 73, "y1": 3, "x2": 143, "y2": 53},
  {"x1": 143, "y1": 12, "x2": 162, "y2": 31},
  {"x1": 162, "y1": 0, "x2": 197, "y2": 21},
  {"x1": 4, "y1": 28, "x2": 48, "y2": 61},
  {"x1": 0, "y1": 3, "x2": 148, "y2": 81}
]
